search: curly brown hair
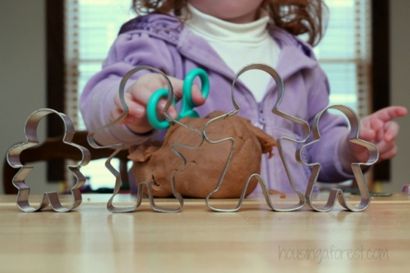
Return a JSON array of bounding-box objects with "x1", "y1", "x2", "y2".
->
[{"x1": 131, "y1": 0, "x2": 327, "y2": 46}]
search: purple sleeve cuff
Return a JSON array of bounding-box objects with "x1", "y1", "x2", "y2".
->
[
  {"x1": 82, "y1": 75, "x2": 155, "y2": 146},
  {"x1": 312, "y1": 126, "x2": 355, "y2": 182}
]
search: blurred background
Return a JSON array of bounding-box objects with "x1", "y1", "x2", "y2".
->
[{"x1": 0, "y1": 0, "x2": 409, "y2": 194}]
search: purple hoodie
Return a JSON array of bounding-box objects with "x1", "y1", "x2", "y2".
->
[{"x1": 80, "y1": 14, "x2": 353, "y2": 194}]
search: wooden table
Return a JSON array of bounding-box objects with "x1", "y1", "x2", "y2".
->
[{"x1": 0, "y1": 193, "x2": 410, "y2": 273}]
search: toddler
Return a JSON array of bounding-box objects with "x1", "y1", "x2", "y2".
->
[{"x1": 80, "y1": 0, "x2": 407, "y2": 193}]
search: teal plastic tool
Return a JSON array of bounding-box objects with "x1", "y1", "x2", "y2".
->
[{"x1": 147, "y1": 68, "x2": 210, "y2": 129}]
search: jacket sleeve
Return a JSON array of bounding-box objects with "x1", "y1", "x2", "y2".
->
[
  {"x1": 305, "y1": 66, "x2": 354, "y2": 182},
  {"x1": 80, "y1": 31, "x2": 175, "y2": 145}
]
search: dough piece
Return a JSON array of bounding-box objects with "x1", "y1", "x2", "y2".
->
[{"x1": 129, "y1": 112, "x2": 276, "y2": 198}]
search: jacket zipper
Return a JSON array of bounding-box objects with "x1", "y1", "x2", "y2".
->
[{"x1": 256, "y1": 102, "x2": 266, "y2": 130}]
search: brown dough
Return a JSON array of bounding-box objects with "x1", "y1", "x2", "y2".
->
[{"x1": 129, "y1": 111, "x2": 276, "y2": 198}]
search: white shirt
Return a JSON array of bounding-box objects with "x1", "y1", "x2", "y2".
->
[{"x1": 185, "y1": 4, "x2": 280, "y2": 102}]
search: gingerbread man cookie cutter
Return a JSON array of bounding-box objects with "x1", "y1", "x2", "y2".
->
[
  {"x1": 7, "y1": 108, "x2": 90, "y2": 212},
  {"x1": 299, "y1": 105, "x2": 379, "y2": 212},
  {"x1": 203, "y1": 64, "x2": 306, "y2": 212},
  {"x1": 87, "y1": 65, "x2": 198, "y2": 213}
]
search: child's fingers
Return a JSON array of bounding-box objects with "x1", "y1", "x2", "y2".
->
[
  {"x1": 373, "y1": 106, "x2": 408, "y2": 122},
  {"x1": 129, "y1": 75, "x2": 185, "y2": 118},
  {"x1": 360, "y1": 117, "x2": 371, "y2": 129},
  {"x1": 126, "y1": 100, "x2": 146, "y2": 119},
  {"x1": 155, "y1": 99, "x2": 178, "y2": 119},
  {"x1": 164, "y1": 76, "x2": 184, "y2": 100},
  {"x1": 120, "y1": 73, "x2": 207, "y2": 131},
  {"x1": 153, "y1": 75, "x2": 205, "y2": 105},
  {"x1": 378, "y1": 141, "x2": 397, "y2": 160},
  {"x1": 368, "y1": 118, "x2": 384, "y2": 142},
  {"x1": 359, "y1": 118, "x2": 381, "y2": 142},
  {"x1": 130, "y1": 81, "x2": 166, "y2": 105},
  {"x1": 111, "y1": 108, "x2": 123, "y2": 121},
  {"x1": 164, "y1": 82, "x2": 205, "y2": 106},
  {"x1": 114, "y1": 93, "x2": 145, "y2": 118},
  {"x1": 359, "y1": 127, "x2": 376, "y2": 141},
  {"x1": 369, "y1": 117, "x2": 383, "y2": 131},
  {"x1": 123, "y1": 102, "x2": 178, "y2": 134},
  {"x1": 128, "y1": 73, "x2": 207, "y2": 108},
  {"x1": 380, "y1": 147, "x2": 398, "y2": 160},
  {"x1": 120, "y1": 100, "x2": 152, "y2": 131},
  {"x1": 125, "y1": 74, "x2": 181, "y2": 103},
  {"x1": 124, "y1": 114, "x2": 152, "y2": 132},
  {"x1": 190, "y1": 84, "x2": 206, "y2": 106},
  {"x1": 377, "y1": 138, "x2": 395, "y2": 153},
  {"x1": 122, "y1": 99, "x2": 178, "y2": 122},
  {"x1": 384, "y1": 121, "x2": 399, "y2": 142}
]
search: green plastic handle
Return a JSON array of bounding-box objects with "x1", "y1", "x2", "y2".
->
[
  {"x1": 147, "y1": 88, "x2": 174, "y2": 129},
  {"x1": 147, "y1": 68, "x2": 210, "y2": 129},
  {"x1": 179, "y1": 68, "x2": 210, "y2": 119}
]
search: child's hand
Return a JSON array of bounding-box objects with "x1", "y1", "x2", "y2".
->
[
  {"x1": 112, "y1": 73, "x2": 206, "y2": 134},
  {"x1": 342, "y1": 106, "x2": 408, "y2": 170}
]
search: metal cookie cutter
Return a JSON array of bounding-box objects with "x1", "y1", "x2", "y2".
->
[
  {"x1": 204, "y1": 64, "x2": 306, "y2": 212},
  {"x1": 299, "y1": 105, "x2": 379, "y2": 212},
  {"x1": 7, "y1": 108, "x2": 90, "y2": 212},
  {"x1": 87, "y1": 65, "x2": 192, "y2": 213}
]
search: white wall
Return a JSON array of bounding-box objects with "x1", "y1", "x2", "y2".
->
[
  {"x1": 0, "y1": 0, "x2": 409, "y2": 194},
  {"x1": 388, "y1": 0, "x2": 410, "y2": 193},
  {"x1": 0, "y1": 0, "x2": 58, "y2": 194}
]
